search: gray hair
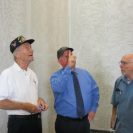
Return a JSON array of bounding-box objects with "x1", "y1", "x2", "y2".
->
[{"x1": 12, "y1": 47, "x2": 20, "y2": 61}]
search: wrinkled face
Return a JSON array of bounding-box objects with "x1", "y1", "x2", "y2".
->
[
  {"x1": 58, "y1": 50, "x2": 72, "y2": 67},
  {"x1": 120, "y1": 55, "x2": 133, "y2": 78},
  {"x1": 16, "y1": 43, "x2": 33, "y2": 64}
]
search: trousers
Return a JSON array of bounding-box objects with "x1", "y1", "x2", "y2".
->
[
  {"x1": 55, "y1": 115, "x2": 90, "y2": 133},
  {"x1": 8, "y1": 113, "x2": 42, "y2": 133}
]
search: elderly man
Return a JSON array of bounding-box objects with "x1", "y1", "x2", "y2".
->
[
  {"x1": 50, "y1": 47, "x2": 99, "y2": 133},
  {"x1": 111, "y1": 54, "x2": 133, "y2": 133},
  {"x1": 0, "y1": 36, "x2": 48, "y2": 133}
]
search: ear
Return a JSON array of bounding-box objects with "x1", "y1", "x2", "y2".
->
[
  {"x1": 58, "y1": 57, "x2": 62, "y2": 63},
  {"x1": 58, "y1": 57, "x2": 64, "y2": 67}
]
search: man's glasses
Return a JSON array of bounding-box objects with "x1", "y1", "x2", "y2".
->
[{"x1": 119, "y1": 61, "x2": 133, "y2": 65}]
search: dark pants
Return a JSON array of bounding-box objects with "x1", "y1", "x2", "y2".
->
[
  {"x1": 55, "y1": 115, "x2": 90, "y2": 133},
  {"x1": 8, "y1": 113, "x2": 42, "y2": 133}
]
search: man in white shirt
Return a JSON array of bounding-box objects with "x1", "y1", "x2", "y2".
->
[{"x1": 0, "y1": 36, "x2": 48, "y2": 133}]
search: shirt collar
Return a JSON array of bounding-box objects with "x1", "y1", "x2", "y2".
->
[
  {"x1": 71, "y1": 68, "x2": 78, "y2": 75},
  {"x1": 121, "y1": 75, "x2": 132, "y2": 84}
]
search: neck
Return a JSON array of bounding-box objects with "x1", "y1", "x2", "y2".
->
[
  {"x1": 125, "y1": 74, "x2": 133, "y2": 81},
  {"x1": 15, "y1": 60, "x2": 29, "y2": 70}
]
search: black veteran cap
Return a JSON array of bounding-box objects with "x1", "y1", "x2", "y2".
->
[
  {"x1": 10, "y1": 35, "x2": 35, "y2": 53},
  {"x1": 57, "y1": 47, "x2": 73, "y2": 59}
]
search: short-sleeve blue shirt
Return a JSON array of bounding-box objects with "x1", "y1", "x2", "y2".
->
[{"x1": 111, "y1": 76, "x2": 133, "y2": 133}]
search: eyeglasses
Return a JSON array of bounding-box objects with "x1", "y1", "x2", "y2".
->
[{"x1": 119, "y1": 61, "x2": 133, "y2": 65}]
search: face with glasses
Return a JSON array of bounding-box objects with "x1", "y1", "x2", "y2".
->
[{"x1": 120, "y1": 54, "x2": 133, "y2": 79}]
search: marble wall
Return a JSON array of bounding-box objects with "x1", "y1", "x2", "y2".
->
[
  {"x1": 69, "y1": 0, "x2": 133, "y2": 130},
  {"x1": 0, "y1": 0, "x2": 32, "y2": 132},
  {"x1": 30, "y1": 0, "x2": 68, "y2": 132},
  {"x1": 0, "y1": 0, "x2": 68, "y2": 133},
  {"x1": 0, "y1": 0, "x2": 133, "y2": 133}
]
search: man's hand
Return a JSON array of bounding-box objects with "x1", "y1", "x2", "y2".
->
[
  {"x1": 110, "y1": 117, "x2": 116, "y2": 129},
  {"x1": 88, "y1": 112, "x2": 95, "y2": 122},
  {"x1": 68, "y1": 52, "x2": 76, "y2": 68},
  {"x1": 37, "y1": 97, "x2": 48, "y2": 111}
]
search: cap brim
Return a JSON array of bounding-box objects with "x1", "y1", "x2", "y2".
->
[
  {"x1": 23, "y1": 39, "x2": 35, "y2": 44},
  {"x1": 66, "y1": 48, "x2": 73, "y2": 52}
]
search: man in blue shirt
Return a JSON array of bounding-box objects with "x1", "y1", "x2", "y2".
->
[
  {"x1": 111, "y1": 54, "x2": 133, "y2": 133},
  {"x1": 50, "y1": 47, "x2": 99, "y2": 133}
]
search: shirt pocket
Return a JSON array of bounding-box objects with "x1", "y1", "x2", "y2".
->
[{"x1": 114, "y1": 88, "x2": 122, "y2": 105}]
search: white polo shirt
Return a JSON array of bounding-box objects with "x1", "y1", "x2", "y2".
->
[{"x1": 0, "y1": 62, "x2": 38, "y2": 115}]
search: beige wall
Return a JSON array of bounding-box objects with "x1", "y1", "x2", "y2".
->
[
  {"x1": 69, "y1": 0, "x2": 133, "y2": 130},
  {"x1": 30, "y1": 0, "x2": 68, "y2": 132},
  {"x1": 1, "y1": 0, "x2": 133, "y2": 133},
  {"x1": 0, "y1": 0, "x2": 32, "y2": 132},
  {"x1": 0, "y1": 0, "x2": 68, "y2": 133}
]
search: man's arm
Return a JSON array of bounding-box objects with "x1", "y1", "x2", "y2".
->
[
  {"x1": 110, "y1": 106, "x2": 117, "y2": 129},
  {"x1": 0, "y1": 99, "x2": 41, "y2": 113},
  {"x1": 50, "y1": 67, "x2": 71, "y2": 93}
]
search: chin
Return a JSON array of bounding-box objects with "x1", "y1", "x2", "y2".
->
[
  {"x1": 121, "y1": 72, "x2": 126, "y2": 77},
  {"x1": 28, "y1": 58, "x2": 33, "y2": 63},
  {"x1": 30, "y1": 56, "x2": 34, "y2": 61},
  {"x1": 121, "y1": 70, "x2": 124, "y2": 74}
]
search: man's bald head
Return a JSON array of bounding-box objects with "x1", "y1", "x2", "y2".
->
[
  {"x1": 122, "y1": 54, "x2": 133, "y2": 62},
  {"x1": 120, "y1": 53, "x2": 133, "y2": 80}
]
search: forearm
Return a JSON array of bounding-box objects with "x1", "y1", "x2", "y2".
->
[
  {"x1": 110, "y1": 106, "x2": 117, "y2": 128},
  {"x1": 0, "y1": 99, "x2": 39, "y2": 113},
  {"x1": 111, "y1": 106, "x2": 117, "y2": 121},
  {"x1": 0, "y1": 99, "x2": 24, "y2": 110}
]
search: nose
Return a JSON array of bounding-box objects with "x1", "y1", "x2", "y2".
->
[{"x1": 30, "y1": 47, "x2": 33, "y2": 52}]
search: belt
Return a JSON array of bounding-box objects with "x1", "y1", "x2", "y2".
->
[
  {"x1": 8, "y1": 113, "x2": 41, "y2": 119},
  {"x1": 57, "y1": 114, "x2": 88, "y2": 121}
]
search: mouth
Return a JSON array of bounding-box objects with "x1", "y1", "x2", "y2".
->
[{"x1": 29, "y1": 54, "x2": 33, "y2": 57}]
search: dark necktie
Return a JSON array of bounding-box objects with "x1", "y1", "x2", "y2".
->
[{"x1": 71, "y1": 71, "x2": 85, "y2": 118}]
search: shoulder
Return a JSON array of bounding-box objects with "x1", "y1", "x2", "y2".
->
[
  {"x1": 115, "y1": 76, "x2": 123, "y2": 84},
  {"x1": 0, "y1": 65, "x2": 15, "y2": 83},
  {"x1": 113, "y1": 76, "x2": 123, "y2": 90},
  {"x1": 76, "y1": 67, "x2": 91, "y2": 75},
  {"x1": 51, "y1": 68, "x2": 64, "y2": 75},
  {"x1": 1, "y1": 65, "x2": 13, "y2": 76},
  {"x1": 50, "y1": 69, "x2": 62, "y2": 78}
]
